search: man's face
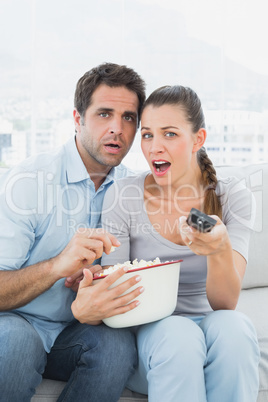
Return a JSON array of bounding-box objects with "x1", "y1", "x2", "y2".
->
[{"x1": 74, "y1": 84, "x2": 139, "y2": 173}]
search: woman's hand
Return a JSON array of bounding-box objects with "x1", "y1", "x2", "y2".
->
[
  {"x1": 179, "y1": 215, "x2": 229, "y2": 256},
  {"x1": 179, "y1": 215, "x2": 246, "y2": 310},
  {"x1": 71, "y1": 266, "x2": 144, "y2": 325},
  {"x1": 65, "y1": 265, "x2": 103, "y2": 292}
]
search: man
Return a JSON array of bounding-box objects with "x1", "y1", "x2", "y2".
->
[{"x1": 0, "y1": 63, "x2": 146, "y2": 402}]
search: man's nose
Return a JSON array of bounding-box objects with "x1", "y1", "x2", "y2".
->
[{"x1": 109, "y1": 118, "x2": 123, "y2": 135}]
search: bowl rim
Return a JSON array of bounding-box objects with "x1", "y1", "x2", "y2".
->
[{"x1": 93, "y1": 259, "x2": 183, "y2": 280}]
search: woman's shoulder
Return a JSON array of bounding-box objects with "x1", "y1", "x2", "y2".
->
[
  {"x1": 103, "y1": 171, "x2": 150, "y2": 209},
  {"x1": 217, "y1": 175, "x2": 255, "y2": 228},
  {"x1": 216, "y1": 175, "x2": 250, "y2": 197},
  {"x1": 108, "y1": 170, "x2": 149, "y2": 192}
]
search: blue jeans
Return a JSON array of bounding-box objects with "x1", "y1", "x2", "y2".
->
[
  {"x1": 127, "y1": 310, "x2": 260, "y2": 402},
  {"x1": 0, "y1": 313, "x2": 137, "y2": 402}
]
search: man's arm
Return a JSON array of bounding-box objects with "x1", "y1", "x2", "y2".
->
[
  {"x1": 0, "y1": 259, "x2": 60, "y2": 310},
  {"x1": 0, "y1": 228, "x2": 119, "y2": 311}
]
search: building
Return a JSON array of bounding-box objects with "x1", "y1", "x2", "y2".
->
[{"x1": 205, "y1": 110, "x2": 266, "y2": 165}]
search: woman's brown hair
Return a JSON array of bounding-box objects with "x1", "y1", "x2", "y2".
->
[{"x1": 142, "y1": 85, "x2": 222, "y2": 218}]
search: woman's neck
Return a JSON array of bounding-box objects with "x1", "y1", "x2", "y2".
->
[{"x1": 144, "y1": 167, "x2": 206, "y2": 216}]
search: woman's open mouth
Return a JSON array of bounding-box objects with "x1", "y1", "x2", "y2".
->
[{"x1": 152, "y1": 160, "x2": 171, "y2": 176}]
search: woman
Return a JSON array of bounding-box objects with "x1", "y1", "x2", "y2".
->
[{"x1": 100, "y1": 85, "x2": 260, "y2": 401}]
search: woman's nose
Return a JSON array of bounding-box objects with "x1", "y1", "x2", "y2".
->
[{"x1": 150, "y1": 137, "x2": 164, "y2": 154}]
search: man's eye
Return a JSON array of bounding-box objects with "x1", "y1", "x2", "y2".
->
[
  {"x1": 124, "y1": 115, "x2": 134, "y2": 122},
  {"x1": 100, "y1": 112, "x2": 109, "y2": 118}
]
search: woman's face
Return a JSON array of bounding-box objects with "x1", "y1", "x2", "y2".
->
[{"x1": 141, "y1": 104, "x2": 204, "y2": 186}]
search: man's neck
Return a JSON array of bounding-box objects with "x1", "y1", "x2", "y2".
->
[
  {"x1": 75, "y1": 136, "x2": 113, "y2": 190},
  {"x1": 90, "y1": 169, "x2": 112, "y2": 191}
]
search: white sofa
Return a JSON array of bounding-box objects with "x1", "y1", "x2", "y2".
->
[{"x1": 4, "y1": 163, "x2": 268, "y2": 401}]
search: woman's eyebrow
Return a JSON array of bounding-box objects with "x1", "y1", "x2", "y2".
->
[
  {"x1": 161, "y1": 126, "x2": 179, "y2": 130},
  {"x1": 141, "y1": 125, "x2": 179, "y2": 131}
]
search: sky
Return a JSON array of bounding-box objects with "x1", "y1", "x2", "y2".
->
[
  {"x1": 0, "y1": 0, "x2": 267, "y2": 77},
  {"x1": 0, "y1": 0, "x2": 267, "y2": 106},
  {"x1": 139, "y1": 0, "x2": 268, "y2": 76},
  {"x1": 0, "y1": 0, "x2": 267, "y2": 167}
]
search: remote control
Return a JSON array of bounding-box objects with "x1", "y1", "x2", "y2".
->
[{"x1": 186, "y1": 208, "x2": 217, "y2": 233}]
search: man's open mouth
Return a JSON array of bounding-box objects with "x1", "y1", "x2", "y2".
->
[
  {"x1": 105, "y1": 143, "x2": 120, "y2": 149},
  {"x1": 104, "y1": 143, "x2": 122, "y2": 154}
]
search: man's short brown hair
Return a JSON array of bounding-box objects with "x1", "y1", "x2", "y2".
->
[{"x1": 74, "y1": 62, "x2": 146, "y2": 122}]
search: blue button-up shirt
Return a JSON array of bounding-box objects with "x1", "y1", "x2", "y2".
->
[{"x1": 0, "y1": 137, "x2": 133, "y2": 351}]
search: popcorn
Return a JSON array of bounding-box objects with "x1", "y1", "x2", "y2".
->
[{"x1": 97, "y1": 257, "x2": 161, "y2": 277}]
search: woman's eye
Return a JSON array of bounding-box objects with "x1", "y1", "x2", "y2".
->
[
  {"x1": 142, "y1": 133, "x2": 152, "y2": 139},
  {"x1": 165, "y1": 132, "x2": 176, "y2": 137}
]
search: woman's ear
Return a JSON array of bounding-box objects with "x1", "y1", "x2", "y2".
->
[{"x1": 192, "y1": 128, "x2": 207, "y2": 153}]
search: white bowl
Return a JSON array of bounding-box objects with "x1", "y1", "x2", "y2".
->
[{"x1": 93, "y1": 260, "x2": 181, "y2": 328}]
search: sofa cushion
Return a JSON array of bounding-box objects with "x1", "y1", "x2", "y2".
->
[
  {"x1": 237, "y1": 287, "x2": 268, "y2": 400},
  {"x1": 31, "y1": 380, "x2": 148, "y2": 402},
  {"x1": 31, "y1": 379, "x2": 65, "y2": 401},
  {"x1": 217, "y1": 163, "x2": 268, "y2": 289}
]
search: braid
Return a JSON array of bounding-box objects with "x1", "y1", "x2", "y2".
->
[{"x1": 197, "y1": 147, "x2": 222, "y2": 219}]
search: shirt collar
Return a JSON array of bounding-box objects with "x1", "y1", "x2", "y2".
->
[
  {"x1": 65, "y1": 136, "x2": 117, "y2": 186},
  {"x1": 65, "y1": 137, "x2": 89, "y2": 183}
]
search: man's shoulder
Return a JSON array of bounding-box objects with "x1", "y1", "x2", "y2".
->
[
  {"x1": 3, "y1": 141, "x2": 71, "y2": 183},
  {"x1": 0, "y1": 144, "x2": 74, "y2": 203},
  {"x1": 21, "y1": 144, "x2": 66, "y2": 172}
]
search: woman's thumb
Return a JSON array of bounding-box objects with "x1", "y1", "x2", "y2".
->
[{"x1": 79, "y1": 268, "x2": 93, "y2": 289}]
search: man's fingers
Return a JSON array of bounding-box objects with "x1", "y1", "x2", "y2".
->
[
  {"x1": 66, "y1": 268, "x2": 84, "y2": 283},
  {"x1": 76, "y1": 228, "x2": 120, "y2": 254},
  {"x1": 89, "y1": 264, "x2": 103, "y2": 275}
]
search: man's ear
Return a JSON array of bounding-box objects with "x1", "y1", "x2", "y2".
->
[
  {"x1": 73, "y1": 109, "x2": 82, "y2": 133},
  {"x1": 192, "y1": 128, "x2": 207, "y2": 153}
]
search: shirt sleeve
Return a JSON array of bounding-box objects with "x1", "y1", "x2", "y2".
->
[
  {"x1": 220, "y1": 177, "x2": 256, "y2": 262},
  {"x1": 0, "y1": 168, "x2": 39, "y2": 270}
]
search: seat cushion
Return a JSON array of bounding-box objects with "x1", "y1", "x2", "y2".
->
[
  {"x1": 216, "y1": 163, "x2": 268, "y2": 289},
  {"x1": 31, "y1": 379, "x2": 148, "y2": 402},
  {"x1": 237, "y1": 287, "x2": 268, "y2": 401}
]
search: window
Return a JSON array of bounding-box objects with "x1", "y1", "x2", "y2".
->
[{"x1": 0, "y1": 0, "x2": 267, "y2": 170}]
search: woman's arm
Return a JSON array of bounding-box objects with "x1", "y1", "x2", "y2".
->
[
  {"x1": 179, "y1": 216, "x2": 246, "y2": 310},
  {"x1": 180, "y1": 178, "x2": 255, "y2": 310},
  {"x1": 206, "y1": 240, "x2": 245, "y2": 310}
]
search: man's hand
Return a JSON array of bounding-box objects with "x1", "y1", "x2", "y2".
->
[
  {"x1": 0, "y1": 228, "x2": 120, "y2": 311},
  {"x1": 71, "y1": 266, "x2": 144, "y2": 325},
  {"x1": 51, "y1": 228, "x2": 120, "y2": 281}
]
